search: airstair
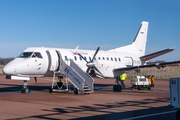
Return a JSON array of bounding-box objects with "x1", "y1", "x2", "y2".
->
[{"x1": 50, "y1": 59, "x2": 94, "y2": 94}]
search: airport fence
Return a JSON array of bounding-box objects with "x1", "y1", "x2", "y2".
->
[{"x1": 126, "y1": 65, "x2": 180, "y2": 80}]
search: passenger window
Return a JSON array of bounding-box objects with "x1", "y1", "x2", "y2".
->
[
  {"x1": 107, "y1": 57, "x2": 109, "y2": 60},
  {"x1": 98, "y1": 57, "x2": 101, "y2": 60},
  {"x1": 65, "y1": 56, "x2": 68, "y2": 60},
  {"x1": 32, "y1": 52, "x2": 43, "y2": 58},
  {"x1": 94, "y1": 58, "x2": 96, "y2": 60},
  {"x1": 79, "y1": 56, "x2": 82, "y2": 60},
  {"x1": 103, "y1": 57, "x2": 105, "y2": 60},
  {"x1": 115, "y1": 58, "x2": 117, "y2": 61},
  {"x1": 74, "y1": 56, "x2": 77, "y2": 60},
  {"x1": 118, "y1": 58, "x2": 121, "y2": 61},
  {"x1": 84, "y1": 56, "x2": 87, "y2": 61},
  {"x1": 111, "y1": 58, "x2": 113, "y2": 61}
]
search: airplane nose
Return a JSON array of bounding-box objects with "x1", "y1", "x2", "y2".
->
[
  {"x1": 2, "y1": 58, "x2": 35, "y2": 76},
  {"x1": 2, "y1": 61, "x2": 17, "y2": 75},
  {"x1": 2, "y1": 66, "x2": 8, "y2": 75},
  {"x1": 2, "y1": 64, "x2": 13, "y2": 75}
]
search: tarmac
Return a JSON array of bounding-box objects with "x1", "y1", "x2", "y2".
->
[{"x1": 0, "y1": 76, "x2": 178, "y2": 120}]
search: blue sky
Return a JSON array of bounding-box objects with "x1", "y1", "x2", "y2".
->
[{"x1": 0, "y1": 0, "x2": 180, "y2": 61}]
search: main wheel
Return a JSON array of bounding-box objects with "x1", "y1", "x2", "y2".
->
[
  {"x1": 113, "y1": 85, "x2": 117, "y2": 92},
  {"x1": 117, "y1": 85, "x2": 122, "y2": 92},
  {"x1": 176, "y1": 109, "x2": 180, "y2": 120},
  {"x1": 148, "y1": 87, "x2": 151, "y2": 90},
  {"x1": 113, "y1": 85, "x2": 122, "y2": 92},
  {"x1": 49, "y1": 87, "x2": 53, "y2": 93}
]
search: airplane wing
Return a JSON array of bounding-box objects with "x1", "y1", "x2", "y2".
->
[
  {"x1": 140, "y1": 48, "x2": 174, "y2": 61},
  {"x1": 113, "y1": 60, "x2": 180, "y2": 72}
]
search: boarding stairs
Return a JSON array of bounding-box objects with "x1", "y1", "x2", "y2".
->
[{"x1": 51, "y1": 59, "x2": 94, "y2": 94}]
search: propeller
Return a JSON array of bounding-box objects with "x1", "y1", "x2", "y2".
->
[
  {"x1": 34, "y1": 77, "x2": 37, "y2": 83},
  {"x1": 77, "y1": 46, "x2": 103, "y2": 77}
]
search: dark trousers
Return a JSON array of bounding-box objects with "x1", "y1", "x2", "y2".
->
[{"x1": 120, "y1": 80, "x2": 126, "y2": 89}]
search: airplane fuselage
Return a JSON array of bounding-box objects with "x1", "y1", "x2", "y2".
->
[{"x1": 3, "y1": 47, "x2": 142, "y2": 78}]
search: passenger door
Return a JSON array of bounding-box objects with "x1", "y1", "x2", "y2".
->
[{"x1": 46, "y1": 50, "x2": 60, "y2": 72}]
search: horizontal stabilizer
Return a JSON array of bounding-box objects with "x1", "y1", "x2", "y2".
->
[
  {"x1": 114, "y1": 60, "x2": 180, "y2": 72},
  {"x1": 140, "y1": 48, "x2": 174, "y2": 61}
]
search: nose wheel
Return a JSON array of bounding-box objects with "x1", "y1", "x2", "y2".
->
[
  {"x1": 21, "y1": 80, "x2": 31, "y2": 93},
  {"x1": 21, "y1": 87, "x2": 31, "y2": 93}
]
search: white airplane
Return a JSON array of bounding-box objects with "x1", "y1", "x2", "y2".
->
[{"x1": 2, "y1": 21, "x2": 180, "y2": 93}]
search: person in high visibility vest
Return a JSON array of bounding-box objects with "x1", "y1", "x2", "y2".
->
[
  {"x1": 120, "y1": 73, "x2": 127, "y2": 89},
  {"x1": 148, "y1": 75, "x2": 154, "y2": 87}
]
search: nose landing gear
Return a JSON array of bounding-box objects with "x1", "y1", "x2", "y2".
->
[{"x1": 21, "y1": 80, "x2": 31, "y2": 93}]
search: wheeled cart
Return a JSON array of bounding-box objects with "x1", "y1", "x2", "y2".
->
[
  {"x1": 131, "y1": 76, "x2": 151, "y2": 90},
  {"x1": 169, "y1": 78, "x2": 180, "y2": 120}
]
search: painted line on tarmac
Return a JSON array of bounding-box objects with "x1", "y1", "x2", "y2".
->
[
  {"x1": 120, "y1": 110, "x2": 177, "y2": 120},
  {"x1": 38, "y1": 78, "x2": 56, "y2": 82}
]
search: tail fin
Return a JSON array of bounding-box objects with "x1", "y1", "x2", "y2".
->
[{"x1": 109, "y1": 21, "x2": 149, "y2": 56}]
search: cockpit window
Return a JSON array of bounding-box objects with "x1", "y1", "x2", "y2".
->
[
  {"x1": 32, "y1": 52, "x2": 43, "y2": 58},
  {"x1": 18, "y1": 52, "x2": 43, "y2": 58},
  {"x1": 18, "y1": 52, "x2": 33, "y2": 58}
]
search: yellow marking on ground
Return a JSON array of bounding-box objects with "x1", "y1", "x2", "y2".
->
[
  {"x1": 37, "y1": 78, "x2": 70, "y2": 84},
  {"x1": 37, "y1": 78, "x2": 58, "y2": 82}
]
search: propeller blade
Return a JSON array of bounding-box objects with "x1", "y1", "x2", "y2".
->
[
  {"x1": 86, "y1": 68, "x2": 91, "y2": 73},
  {"x1": 77, "y1": 53, "x2": 88, "y2": 63},
  {"x1": 78, "y1": 46, "x2": 101, "y2": 77},
  {"x1": 34, "y1": 77, "x2": 37, "y2": 83},
  {"x1": 93, "y1": 66, "x2": 103, "y2": 77},
  {"x1": 92, "y1": 46, "x2": 100, "y2": 62}
]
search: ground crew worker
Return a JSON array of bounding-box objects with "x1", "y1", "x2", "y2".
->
[
  {"x1": 120, "y1": 73, "x2": 127, "y2": 89},
  {"x1": 148, "y1": 75, "x2": 154, "y2": 87},
  {"x1": 148, "y1": 75, "x2": 151, "y2": 84}
]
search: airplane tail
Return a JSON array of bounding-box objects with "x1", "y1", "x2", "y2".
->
[{"x1": 109, "y1": 21, "x2": 149, "y2": 57}]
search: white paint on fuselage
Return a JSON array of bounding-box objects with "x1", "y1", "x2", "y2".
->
[{"x1": 3, "y1": 47, "x2": 142, "y2": 78}]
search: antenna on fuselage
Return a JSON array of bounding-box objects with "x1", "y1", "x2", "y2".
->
[{"x1": 75, "y1": 46, "x2": 79, "y2": 50}]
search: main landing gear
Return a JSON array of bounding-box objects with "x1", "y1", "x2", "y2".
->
[
  {"x1": 21, "y1": 80, "x2": 31, "y2": 93},
  {"x1": 113, "y1": 77, "x2": 122, "y2": 92}
]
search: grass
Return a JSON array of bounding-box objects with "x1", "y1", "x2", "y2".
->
[{"x1": 0, "y1": 65, "x2": 4, "y2": 75}]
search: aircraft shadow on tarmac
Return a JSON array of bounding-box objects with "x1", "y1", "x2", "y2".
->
[
  {"x1": 0, "y1": 84, "x2": 51, "y2": 92},
  {"x1": 0, "y1": 84, "x2": 102, "y2": 93},
  {"x1": 0, "y1": 83, "x2": 151, "y2": 93},
  {"x1": 4, "y1": 97, "x2": 177, "y2": 120}
]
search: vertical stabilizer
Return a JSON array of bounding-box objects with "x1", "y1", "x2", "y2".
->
[
  {"x1": 132, "y1": 21, "x2": 148, "y2": 56},
  {"x1": 109, "y1": 21, "x2": 148, "y2": 56}
]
